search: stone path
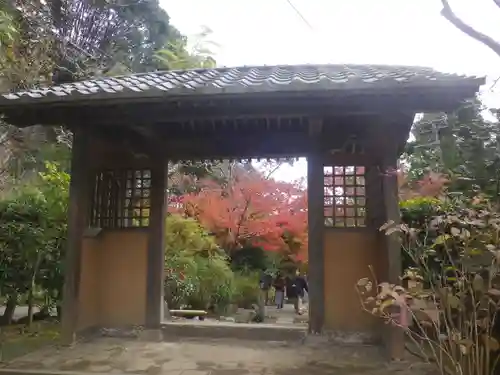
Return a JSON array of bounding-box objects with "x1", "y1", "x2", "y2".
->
[{"x1": 0, "y1": 337, "x2": 436, "y2": 375}]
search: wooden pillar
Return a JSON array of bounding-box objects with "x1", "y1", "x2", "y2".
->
[
  {"x1": 61, "y1": 127, "x2": 90, "y2": 345},
  {"x1": 307, "y1": 118, "x2": 325, "y2": 334},
  {"x1": 145, "y1": 157, "x2": 167, "y2": 329},
  {"x1": 381, "y1": 153, "x2": 404, "y2": 360}
]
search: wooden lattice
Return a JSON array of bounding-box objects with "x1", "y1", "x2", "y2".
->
[
  {"x1": 324, "y1": 165, "x2": 366, "y2": 228},
  {"x1": 90, "y1": 169, "x2": 151, "y2": 229}
]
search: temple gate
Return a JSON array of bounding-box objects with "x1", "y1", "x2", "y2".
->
[{"x1": 0, "y1": 64, "x2": 483, "y2": 358}]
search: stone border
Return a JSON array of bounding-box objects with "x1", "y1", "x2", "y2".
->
[
  {"x1": 81, "y1": 322, "x2": 308, "y2": 343},
  {"x1": 80, "y1": 323, "x2": 380, "y2": 346},
  {"x1": 0, "y1": 370, "x2": 132, "y2": 375},
  {"x1": 161, "y1": 321, "x2": 307, "y2": 342}
]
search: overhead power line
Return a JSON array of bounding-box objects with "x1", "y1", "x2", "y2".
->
[{"x1": 284, "y1": 0, "x2": 314, "y2": 31}]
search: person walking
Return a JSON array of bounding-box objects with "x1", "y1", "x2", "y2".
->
[
  {"x1": 286, "y1": 270, "x2": 308, "y2": 314},
  {"x1": 273, "y1": 272, "x2": 286, "y2": 309}
]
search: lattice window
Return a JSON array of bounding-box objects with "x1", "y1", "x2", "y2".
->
[
  {"x1": 90, "y1": 169, "x2": 151, "y2": 229},
  {"x1": 324, "y1": 166, "x2": 366, "y2": 228}
]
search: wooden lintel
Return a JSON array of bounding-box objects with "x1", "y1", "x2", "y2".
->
[
  {"x1": 3, "y1": 90, "x2": 464, "y2": 128},
  {"x1": 322, "y1": 153, "x2": 376, "y2": 167},
  {"x1": 161, "y1": 133, "x2": 313, "y2": 160},
  {"x1": 86, "y1": 124, "x2": 156, "y2": 159},
  {"x1": 308, "y1": 117, "x2": 323, "y2": 136}
]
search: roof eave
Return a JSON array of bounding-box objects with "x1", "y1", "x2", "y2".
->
[{"x1": 0, "y1": 78, "x2": 486, "y2": 111}]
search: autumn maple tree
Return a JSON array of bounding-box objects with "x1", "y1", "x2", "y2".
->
[
  {"x1": 398, "y1": 170, "x2": 449, "y2": 200},
  {"x1": 176, "y1": 169, "x2": 308, "y2": 261}
]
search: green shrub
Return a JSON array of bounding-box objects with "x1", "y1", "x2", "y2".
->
[
  {"x1": 231, "y1": 271, "x2": 260, "y2": 309},
  {"x1": 187, "y1": 255, "x2": 234, "y2": 312},
  {"x1": 164, "y1": 214, "x2": 234, "y2": 312},
  {"x1": 400, "y1": 196, "x2": 444, "y2": 225},
  {"x1": 399, "y1": 197, "x2": 445, "y2": 273},
  {"x1": 165, "y1": 214, "x2": 222, "y2": 258},
  {"x1": 164, "y1": 253, "x2": 198, "y2": 309}
]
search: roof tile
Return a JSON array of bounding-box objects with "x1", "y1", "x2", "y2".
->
[{"x1": 0, "y1": 64, "x2": 484, "y2": 104}]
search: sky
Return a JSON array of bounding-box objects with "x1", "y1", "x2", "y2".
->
[{"x1": 160, "y1": 0, "x2": 500, "y2": 182}]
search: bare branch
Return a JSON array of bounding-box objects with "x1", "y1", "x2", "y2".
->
[{"x1": 440, "y1": 0, "x2": 500, "y2": 58}]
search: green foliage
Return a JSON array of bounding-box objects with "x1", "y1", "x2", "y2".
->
[
  {"x1": 186, "y1": 256, "x2": 234, "y2": 311},
  {"x1": 36, "y1": 163, "x2": 69, "y2": 307},
  {"x1": 0, "y1": 10, "x2": 18, "y2": 49},
  {"x1": 0, "y1": 0, "x2": 216, "y2": 194},
  {"x1": 400, "y1": 197, "x2": 459, "y2": 279},
  {"x1": 165, "y1": 214, "x2": 222, "y2": 258},
  {"x1": 230, "y1": 246, "x2": 284, "y2": 276},
  {"x1": 231, "y1": 247, "x2": 268, "y2": 271},
  {"x1": 400, "y1": 197, "x2": 445, "y2": 226},
  {"x1": 404, "y1": 99, "x2": 500, "y2": 200},
  {"x1": 155, "y1": 26, "x2": 217, "y2": 70},
  {"x1": 0, "y1": 162, "x2": 69, "y2": 324},
  {"x1": 0, "y1": 188, "x2": 49, "y2": 296},
  {"x1": 362, "y1": 198, "x2": 500, "y2": 375},
  {"x1": 231, "y1": 271, "x2": 260, "y2": 309},
  {"x1": 164, "y1": 214, "x2": 234, "y2": 311}
]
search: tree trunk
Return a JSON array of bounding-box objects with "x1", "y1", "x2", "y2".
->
[
  {"x1": 55, "y1": 286, "x2": 63, "y2": 319},
  {"x1": 26, "y1": 288, "x2": 34, "y2": 328},
  {"x1": 1, "y1": 294, "x2": 17, "y2": 325},
  {"x1": 27, "y1": 252, "x2": 42, "y2": 328}
]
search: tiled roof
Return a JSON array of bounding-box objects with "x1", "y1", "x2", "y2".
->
[{"x1": 0, "y1": 64, "x2": 484, "y2": 104}]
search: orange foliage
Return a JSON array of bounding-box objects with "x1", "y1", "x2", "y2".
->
[
  {"x1": 174, "y1": 171, "x2": 308, "y2": 261},
  {"x1": 398, "y1": 170, "x2": 449, "y2": 200}
]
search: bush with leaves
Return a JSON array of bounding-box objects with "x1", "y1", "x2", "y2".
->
[
  {"x1": 358, "y1": 197, "x2": 500, "y2": 375},
  {"x1": 0, "y1": 162, "x2": 69, "y2": 325},
  {"x1": 187, "y1": 255, "x2": 234, "y2": 312},
  {"x1": 164, "y1": 214, "x2": 234, "y2": 312},
  {"x1": 35, "y1": 163, "x2": 69, "y2": 316},
  {"x1": 231, "y1": 271, "x2": 260, "y2": 309},
  {"x1": 0, "y1": 187, "x2": 50, "y2": 326},
  {"x1": 400, "y1": 196, "x2": 448, "y2": 283}
]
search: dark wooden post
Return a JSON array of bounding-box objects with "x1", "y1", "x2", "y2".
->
[
  {"x1": 61, "y1": 127, "x2": 90, "y2": 345},
  {"x1": 307, "y1": 118, "x2": 325, "y2": 334},
  {"x1": 145, "y1": 157, "x2": 167, "y2": 329},
  {"x1": 381, "y1": 152, "x2": 405, "y2": 360}
]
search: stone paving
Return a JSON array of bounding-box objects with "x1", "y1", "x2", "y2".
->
[{"x1": 0, "y1": 337, "x2": 436, "y2": 375}]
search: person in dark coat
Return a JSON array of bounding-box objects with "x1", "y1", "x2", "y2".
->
[{"x1": 286, "y1": 270, "x2": 309, "y2": 314}]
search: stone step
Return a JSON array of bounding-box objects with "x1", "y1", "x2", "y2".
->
[{"x1": 161, "y1": 321, "x2": 307, "y2": 342}]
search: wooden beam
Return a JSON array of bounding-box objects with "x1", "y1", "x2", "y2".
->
[
  {"x1": 3, "y1": 90, "x2": 466, "y2": 128},
  {"x1": 61, "y1": 126, "x2": 90, "y2": 345},
  {"x1": 308, "y1": 117, "x2": 323, "y2": 136},
  {"x1": 162, "y1": 133, "x2": 314, "y2": 160},
  {"x1": 74, "y1": 95, "x2": 451, "y2": 125},
  {"x1": 84, "y1": 124, "x2": 156, "y2": 159},
  {"x1": 307, "y1": 118, "x2": 325, "y2": 334},
  {"x1": 145, "y1": 155, "x2": 167, "y2": 329}
]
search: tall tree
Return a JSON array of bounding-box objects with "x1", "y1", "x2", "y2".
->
[
  {"x1": 0, "y1": 1, "x2": 215, "y2": 187},
  {"x1": 403, "y1": 98, "x2": 500, "y2": 199},
  {"x1": 178, "y1": 168, "x2": 308, "y2": 260},
  {"x1": 155, "y1": 25, "x2": 217, "y2": 70}
]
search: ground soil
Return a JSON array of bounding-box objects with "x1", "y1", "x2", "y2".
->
[{"x1": 0, "y1": 337, "x2": 437, "y2": 375}]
